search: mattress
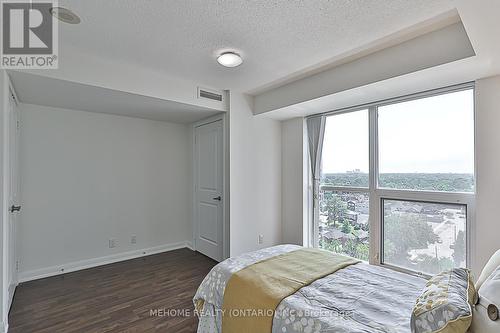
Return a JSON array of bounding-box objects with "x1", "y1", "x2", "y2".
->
[{"x1": 194, "y1": 245, "x2": 426, "y2": 333}]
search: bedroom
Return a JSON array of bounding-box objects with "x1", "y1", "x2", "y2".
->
[{"x1": 0, "y1": 0, "x2": 499, "y2": 332}]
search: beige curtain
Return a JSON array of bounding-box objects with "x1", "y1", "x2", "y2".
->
[{"x1": 306, "y1": 116, "x2": 326, "y2": 245}]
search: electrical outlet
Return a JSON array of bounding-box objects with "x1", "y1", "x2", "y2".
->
[
  {"x1": 131, "y1": 235, "x2": 137, "y2": 244},
  {"x1": 258, "y1": 235, "x2": 264, "y2": 244},
  {"x1": 109, "y1": 238, "x2": 116, "y2": 248}
]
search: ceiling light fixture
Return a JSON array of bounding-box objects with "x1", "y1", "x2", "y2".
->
[
  {"x1": 217, "y1": 52, "x2": 243, "y2": 68},
  {"x1": 50, "y1": 7, "x2": 81, "y2": 24}
]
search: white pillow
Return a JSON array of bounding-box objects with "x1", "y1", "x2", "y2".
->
[
  {"x1": 470, "y1": 266, "x2": 500, "y2": 333},
  {"x1": 476, "y1": 249, "x2": 500, "y2": 290}
]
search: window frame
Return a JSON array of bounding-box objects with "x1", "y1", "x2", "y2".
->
[{"x1": 315, "y1": 82, "x2": 475, "y2": 277}]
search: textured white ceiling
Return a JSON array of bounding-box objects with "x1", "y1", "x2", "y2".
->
[{"x1": 57, "y1": 0, "x2": 454, "y2": 93}]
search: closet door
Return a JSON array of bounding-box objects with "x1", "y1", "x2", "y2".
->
[
  {"x1": 194, "y1": 119, "x2": 223, "y2": 261},
  {"x1": 7, "y1": 89, "x2": 20, "y2": 306}
]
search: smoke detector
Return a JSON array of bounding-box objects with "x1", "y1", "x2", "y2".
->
[{"x1": 50, "y1": 7, "x2": 81, "y2": 24}]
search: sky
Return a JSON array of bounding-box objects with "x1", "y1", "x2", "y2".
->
[{"x1": 321, "y1": 89, "x2": 475, "y2": 174}]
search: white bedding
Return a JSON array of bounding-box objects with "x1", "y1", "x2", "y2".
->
[{"x1": 193, "y1": 245, "x2": 426, "y2": 333}]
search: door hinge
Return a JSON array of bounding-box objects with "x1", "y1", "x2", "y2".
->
[
  {"x1": 10, "y1": 205, "x2": 21, "y2": 213},
  {"x1": 16, "y1": 260, "x2": 19, "y2": 272},
  {"x1": 17, "y1": 120, "x2": 20, "y2": 130}
]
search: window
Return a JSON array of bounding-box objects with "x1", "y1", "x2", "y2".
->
[
  {"x1": 378, "y1": 90, "x2": 474, "y2": 192},
  {"x1": 319, "y1": 110, "x2": 370, "y2": 260},
  {"x1": 383, "y1": 199, "x2": 467, "y2": 275},
  {"x1": 316, "y1": 85, "x2": 474, "y2": 275},
  {"x1": 321, "y1": 110, "x2": 369, "y2": 188}
]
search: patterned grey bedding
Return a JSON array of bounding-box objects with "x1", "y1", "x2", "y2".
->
[{"x1": 193, "y1": 245, "x2": 426, "y2": 333}]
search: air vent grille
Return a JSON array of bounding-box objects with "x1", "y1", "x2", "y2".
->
[{"x1": 198, "y1": 88, "x2": 223, "y2": 102}]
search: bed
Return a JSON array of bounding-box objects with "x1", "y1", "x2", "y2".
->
[
  {"x1": 193, "y1": 245, "x2": 426, "y2": 333},
  {"x1": 194, "y1": 245, "x2": 500, "y2": 333}
]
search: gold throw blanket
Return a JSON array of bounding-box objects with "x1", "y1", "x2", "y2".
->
[{"x1": 221, "y1": 248, "x2": 359, "y2": 332}]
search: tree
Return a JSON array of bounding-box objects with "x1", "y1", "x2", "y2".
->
[
  {"x1": 384, "y1": 213, "x2": 439, "y2": 266},
  {"x1": 320, "y1": 238, "x2": 341, "y2": 253},
  {"x1": 343, "y1": 239, "x2": 369, "y2": 261},
  {"x1": 324, "y1": 194, "x2": 348, "y2": 227},
  {"x1": 415, "y1": 254, "x2": 453, "y2": 274},
  {"x1": 452, "y1": 230, "x2": 466, "y2": 266},
  {"x1": 320, "y1": 238, "x2": 369, "y2": 261},
  {"x1": 341, "y1": 220, "x2": 352, "y2": 234}
]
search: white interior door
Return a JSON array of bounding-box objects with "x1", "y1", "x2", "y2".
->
[
  {"x1": 7, "y1": 89, "x2": 20, "y2": 305},
  {"x1": 195, "y1": 119, "x2": 223, "y2": 261}
]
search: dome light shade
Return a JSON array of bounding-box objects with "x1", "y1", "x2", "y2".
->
[{"x1": 217, "y1": 52, "x2": 243, "y2": 67}]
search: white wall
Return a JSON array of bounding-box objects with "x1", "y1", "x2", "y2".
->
[
  {"x1": 473, "y1": 75, "x2": 500, "y2": 276},
  {"x1": 281, "y1": 118, "x2": 308, "y2": 245},
  {"x1": 0, "y1": 70, "x2": 7, "y2": 332},
  {"x1": 18, "y1": 104, "x2": 192, "y2": 280},
  {"x1": 229, "y1": 92, "x2": 282, "y2": 256}
]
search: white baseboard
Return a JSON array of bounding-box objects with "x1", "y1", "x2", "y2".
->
[
  {"x1": 8, "y1": 281, "x2": 17, "y2": 308},
  {"x1": 2, "y1": 282, "x2": 17, "y2": 333},
  {"x1": 18, "y1": 241, "x2": 193, "y2": 283}
]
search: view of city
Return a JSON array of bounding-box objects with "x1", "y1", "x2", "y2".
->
[
  {"x1": 319, "y1": 173, "x2": 469, "y2": 274},
  {"x1": 319, "y1": 190, "x2": 370, "y2": 260},
  {"x1": 321, "y1": 172, "x2": 474, "y2": 192}
]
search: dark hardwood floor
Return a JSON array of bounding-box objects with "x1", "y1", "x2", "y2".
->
[{"x1": 8, "y1": 248, "x2": 217, "y2": 333}]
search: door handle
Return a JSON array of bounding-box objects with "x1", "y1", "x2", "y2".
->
[
  {"x1": 10, "y1": 205, "x2": 21, "y2": 213},
  {"x1": 212, "y1": 196, "x2": 222, "y2": 201}
]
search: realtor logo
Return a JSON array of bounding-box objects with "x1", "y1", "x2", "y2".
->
[{"x1": 1, "y1": 0, "x2": 58, "y2": 68}]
